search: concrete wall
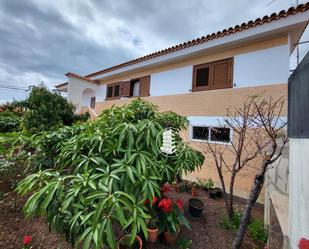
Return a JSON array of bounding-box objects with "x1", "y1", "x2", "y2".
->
[
  {"x1": 264, "y1": 143, "x2": 289, "y2": 248},
  {"x1": 289, "y1": 139, "x2": 309, "y2": 248}
]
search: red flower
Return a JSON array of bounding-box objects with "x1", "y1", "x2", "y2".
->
[
  {"x1": 176, "y1": 199, "x2": 183, "y2": 210},
  {"x1": 299, "y1": 238, "x2": 309, "y2": 249},
  {"x1": 161, "y1": 184, "x2": 171, "y2": 194},
  {"x1": 144, "y1": 199, "x2": 150, "y2": 205},
  {"x1": 152, "y1": 196, "x2": 158, "y2": 205},
  {"x1": 158, "y1": 198, "x2": 173, "y2": 213},
  {"x1": 23, "y1": 235, "x2": 32, "y2": 245}
]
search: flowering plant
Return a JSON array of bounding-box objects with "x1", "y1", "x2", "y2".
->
[
  {"x1": 22, "y1": 235, "x2": 32, "y2": 249},
  {"x1": 144, "y1": 196, "x2": 160, "y2": 229},
  {"x1": 158, "y1": 198, "x2": 190, "y2": 233}
]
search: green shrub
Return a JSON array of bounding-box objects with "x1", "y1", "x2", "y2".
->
[
  {"x1": 219, "y1": 210, "x2": 242, "y2": 230},
  {"x1": 0, "y1": 111, "x2": 22, "y2": 132},
  {"x1": 220, "y1": 211, "x2": 268, "y2": 244},
  {"x1": 248, "y1": 219, "x2": 268, "y2": 243},
  {"x1": 15, "y1": 85, "x2": 88, "y2": 132},
  {"x1": 16, "y1": 99, "x2": 204, "y2": 249}
]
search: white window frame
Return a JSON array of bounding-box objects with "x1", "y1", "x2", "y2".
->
[{"x1": 189, "y1": 124, "x2": 233, "y2": 145}]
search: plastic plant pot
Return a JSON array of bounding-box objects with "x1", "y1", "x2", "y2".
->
[{"x1": 188, "y1": 198, "x2": 205, "y2": 218}]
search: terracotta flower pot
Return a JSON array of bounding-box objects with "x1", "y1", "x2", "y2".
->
[
  {"x1": 147, "y1": 227, "x2": 159, "y2": 242},
  {"x1": 117, "y1": 235, "x2": 142, "y2": 249},
  {"x1": 164, "y1": 227, "x2": 180, "y2": 244}
]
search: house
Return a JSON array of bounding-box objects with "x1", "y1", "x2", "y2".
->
[{"x1": 56, "y1": 3, "x2": 309, "y2": 202}]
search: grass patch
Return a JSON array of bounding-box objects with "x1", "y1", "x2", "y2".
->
[{"x1": 219, "y1": 211, "x2": 268, "y2": 244}]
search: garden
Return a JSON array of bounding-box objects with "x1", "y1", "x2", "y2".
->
[{"x1": 0, "y1": 86, "x2": 287, "y2": 249}]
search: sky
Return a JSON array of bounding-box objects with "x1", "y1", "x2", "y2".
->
[{"x1": 0, "y1": 0, "x2": 308, "y2": 103}]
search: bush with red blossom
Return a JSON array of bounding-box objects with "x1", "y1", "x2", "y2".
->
[{"x1": 157, "y1": 197, "x2": 190, "y2": 234}]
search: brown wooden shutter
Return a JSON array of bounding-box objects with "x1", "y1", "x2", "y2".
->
[
  {"x1": 211, "y1": 58, "x2": 233, "y2": 89},
  {"x1": 139, "y1": 75, "x2": 150, "y2": 97},
  {"x1": 120, "y1": 81, "x2": 130, "y2": 97}
]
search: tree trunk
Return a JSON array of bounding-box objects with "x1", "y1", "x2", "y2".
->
[
  {"x1": 232, "y1": 172, "x2": 266, "y2": 249},
  {"x1": 216, "y1": 167, "x2": 230, "y2": 218},
  {"x1": 228, "y1": 173, "x2": 236, "y2": 218}
]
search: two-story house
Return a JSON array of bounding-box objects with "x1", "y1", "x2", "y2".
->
[{"x1": 56, "y1": 3, "x2": 309, "y2": 201}]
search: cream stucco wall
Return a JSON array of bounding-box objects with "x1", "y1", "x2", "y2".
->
[{"x1": 94, "y1": 84, "x2": 287, "y2": 202}]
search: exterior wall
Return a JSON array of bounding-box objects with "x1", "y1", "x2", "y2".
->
[
  {"x1": 234, "y1": 44, "x2": 290, "y2": 87},
  {"x1": 67, "y1": 77, "x2": 106, "y2": 111},
  {"x1": 288, "y1": 52, "x2": 309, "y2": 249},
  {"x1": 264, "y1": 144, "x2": 289, "y2": 248},
  {"x1": 95, "y1": 83, "x2": 287, "y2": 116},
  {"x1": 94, "y1": 83, "x2": 287, "y2": 202},
  {"x1": 149, "y1": 43, "x2": 289, "y2": 97},
  {"x1": 150, "y1": 66, "x2": 192, "y2": 96},
  {"x1": 98, "y1": 35, "x2": 288, "y2": 86}
]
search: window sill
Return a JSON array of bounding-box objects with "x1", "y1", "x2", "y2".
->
[
  {"x1": 192, "y1": 85, "x2": 233, "y2": 92},
  {"x1": 190, "y1": 138, "x2": 231, "y2": 145}
]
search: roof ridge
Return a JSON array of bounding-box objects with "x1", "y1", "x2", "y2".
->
[{"x1": 81, "y1": 2, "x2": 309, "y2": 78}]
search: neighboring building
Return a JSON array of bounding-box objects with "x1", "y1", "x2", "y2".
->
[
  {"x1": 265, "y1": 51, "x2": 309, "y2": 249},
  {"x1": 56, "y1": 3, "x2": 309, "y2": 201}
]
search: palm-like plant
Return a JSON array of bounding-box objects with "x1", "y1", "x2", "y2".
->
[{"x1": 16, "y1": 99, "x2": 204, "y2": 249}]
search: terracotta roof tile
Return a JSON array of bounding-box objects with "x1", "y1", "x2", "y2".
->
[
  {"x1": 55, "y1": 82, "x2": 68, "y2": 88},
  {"x1": 65, "y1": 72, "x2": 99, "y2": 84}
]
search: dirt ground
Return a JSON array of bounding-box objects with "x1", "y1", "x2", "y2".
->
[{"x1": 0, "y1": 177, "x2": 264, "y2": 249}]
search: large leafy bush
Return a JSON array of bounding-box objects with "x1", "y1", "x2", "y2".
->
[
  {"x1": 16, "y1": 99, "x2": 204, "y2": 249},
  {"x1": 16, "y1": 85, "x2": 88, "y2": 132}
]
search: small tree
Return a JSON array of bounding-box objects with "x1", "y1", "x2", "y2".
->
[
  {"x1": 232, "y1": 97, "x2": 287, "y2": 248},
  {"x1": 197, "y1": 96, "x2": 287, "y2": 223}
]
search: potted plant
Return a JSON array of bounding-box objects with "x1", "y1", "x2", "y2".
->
[
  {"x1": 208, "y1": 188, "x2": 217, "y2": 199},
  {"x1": 147, "y1": 217, "x2": 159, "y2": 242},
  {"x1": 188, "y1": 198, "x2": 205, "y2": 218},
  {"x1": 197, "y1": 178, "x2": 214, "y2": 191},
  {"x1": 214, "y1": 187, "x2": 222, "y2": 198},
  {"x1": 191, "y1": 183, "x2": 198, "y2": 196},
  {"x1": 117, "y1": 234, "x2": 143, "y2": 249},
  {"x1": 144, "y1": 196, "x2": 160, "y2": 242},
  {"x1": 158, "y1": 198, "x2": 191, "y2": 244}
]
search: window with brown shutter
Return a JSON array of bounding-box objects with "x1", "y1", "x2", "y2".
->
[
  {"x1": 139, "y1": 75, "x2": 150, "y2": 97},
  {"x1": 192, "y1": 58, "x2": 233, "y2": 92},
  {"x1": 106, "y1": 83, "x2": 121, "y2": 100},
  {"x1": 106, "y1": 75, "x2": 151, "y2": 100}
]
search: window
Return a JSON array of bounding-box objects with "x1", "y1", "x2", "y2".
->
[
  {"x1": 130, "y1": 79, "x2": 140, "y2": 97},
  {"x1": 191, "y1": 126, "x2": 231, "y2": 143},
  {"x1": 192, "y1": 126, "x2": 209, "y2": 140},
  {"x1": 193, "y1": 58, "x2": 233, "y2": 92},
  {"x1": 196, "y1": 67, "x2": 210, "y2": 87},
  {"x1": 90, "y1": 96, "x2": 96, "y2": 109},
  {"x1": 107, "y1": 76, "x2": 150, "y2": 100},
  {"x1": 210, "y1": 127, "x2": 230, "y2": 143},
  {"x1": 106, "y1": 83, "x2": 121, "y2": 100}
]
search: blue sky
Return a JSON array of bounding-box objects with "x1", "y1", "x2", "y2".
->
[{"x1": 0, "y1": 0, "x2": 308, "y2": 103}]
